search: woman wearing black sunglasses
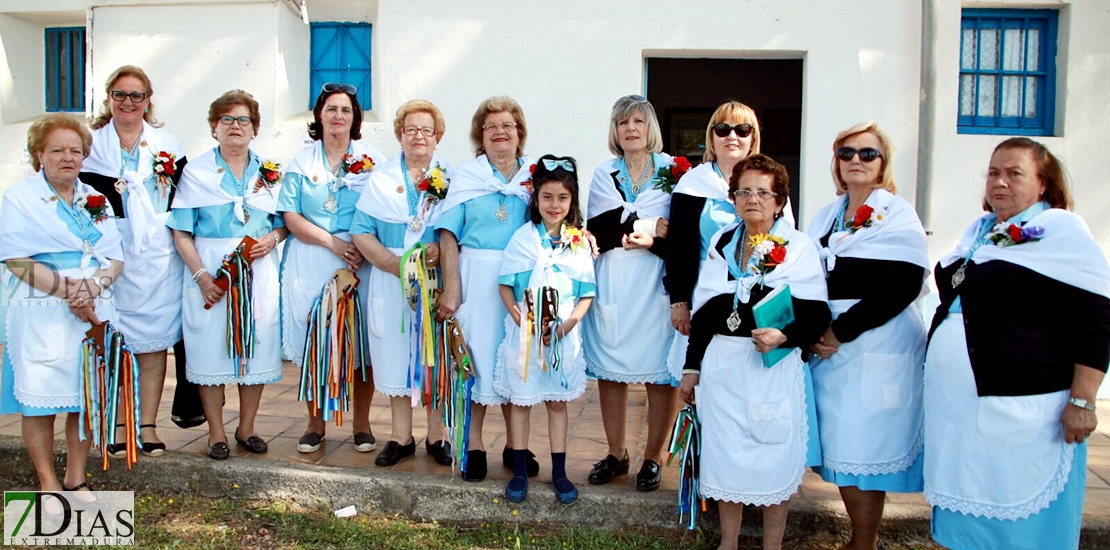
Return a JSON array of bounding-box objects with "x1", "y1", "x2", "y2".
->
[
  {"x1": 80, "y1": 65, "x2": 193, "y2": 457},
  {"x1": 806, "y1": 122, "x2": 930, "y2": 550},
  {"x1": 278, "y1": 83, "x2": 386, "y2": 456}
]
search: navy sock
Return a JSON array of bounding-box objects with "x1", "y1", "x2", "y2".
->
[
  {"x1": 551, "y1": 452, "x2": 567, "y2": 482},
  {"x1": 513, "y1": 449, "x2": 529, "y2": 479}
]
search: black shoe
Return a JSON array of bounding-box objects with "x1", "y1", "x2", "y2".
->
[
  {"x1": 353, "y1": 432, "x2": 377, "y2": 453},
  {"x1": 375, "y1": 439, "x2": 416, "y2": 467},
  {"x1": 463, "y1": 450, "x2": 488, "y2": 482},
  {"x1": 588, "y1": 450, "x2": 630, "y2": 485},
  {"x1": 206, "y1": 441, "x2": 230, "y2": 460},
  {"x1": 234, "y1": 430, "x2": 268, "y2": 454},
  {"x1": 297, "y1": 432, "x2": 324, "y2": 453},
  {"x1": 139, "y1": 424, "x2": 165, "y2": 456},
  {"x1": 502, "y1": 446, "x2": 540, "y2": 477},
  {"x1": 426, "y1": 440, "x2": 453, "y2": 466},
  {"x1": 635, "y1": 459, "x2": 662, "y2": 492},
  {"x1": 106, "y1": 442, "x2": 127, "y2": 459}
]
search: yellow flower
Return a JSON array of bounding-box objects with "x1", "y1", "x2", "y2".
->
[
  {"x1": 261, "y1": 160, "x2": 281, "y2": 172},
  {"x1": 562, "y1": 225, "x2": 585, "y2": 253}
]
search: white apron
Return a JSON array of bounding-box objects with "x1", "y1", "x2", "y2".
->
[
  {"x1": 280, "y1": 233, "x2": 371, "y2": 366},
  {"x1": 113, "y1": 212, "x2": 183, "y2": 353},
  {"x1": 698, "y1": 334, "x2": 808, "y2": 506},
  {"x1": 181, "y1": 237, "x2": 282, "y2": 386},
  {"x1": 581, "y1": 247, "x2": 674, "y2": 384},
  {"x1": 810, "y1": 298, "x2": 924, "y2": 475},
  {"x1": 364, "y1": 246, "x2": 412, "y2": 397},
  {"x1": 924, "y1": 314, "x2": 1073, "y2": 520},
  {"x1": 455, "y1": 247, "x2": 509, "y2": 405},
  {"x1": 6, "y1": 265, "x2": 118, "y2": 408}
]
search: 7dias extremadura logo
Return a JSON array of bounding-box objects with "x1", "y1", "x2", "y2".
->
[{"x1": 4, "y1": 491, "x2": 135, "y2": 546}]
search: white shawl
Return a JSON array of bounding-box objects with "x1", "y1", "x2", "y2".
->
[
  {"x1": 82, "y1": 121, "x2": 185, "y2": 255},
  {"x1": 806, "y1": 189, "x2": 930, "y2": 273},
  {"x1": 354, "y1": 154, "x2": 452, "y2": 249},
  {"x1": 171, "y1": 148, "x2": 280, "y2": 223},
  {"x1": 939, "y1": 208, "x2": 1110, "y2": 300},
  {"x1": 586, "y1": 154, "x2": 673, "y2": 222},
  {"x1": 672, "y1": 161, "x2": 796, "y2": 226},
  {"x1": 500, "y1": 222, "x2": 596, "y2": 288},
  {"x1": 437, "y1": 155, "x2": 534, "y2": 215},
  {"x1": 283, "y1": 139, "x2": 387, "y2": 195},
  {"x1": 692, "y1": 220, "x2": 827, "y2": 315},
  {"x1": 0, "y1": 172, "x2": 123, "y2": 270}
]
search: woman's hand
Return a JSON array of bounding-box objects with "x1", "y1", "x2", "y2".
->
[
  {"x1": 196, "y1": 272, "x2": 225, "y2": 308},
  {"x1": 249, "y1": 232, "x2": 280, "y2": 259},
  {"x1": 809, "y1": 326, "x2": 841, "y2": 360},
  {"x1": 1062, "y1": 405, "x2": 1098, "y2": 444},
  {"x1": 543, "y1": 318, "x2": 578, "y2": 346},
  {"x1": 436, "y1": 287, "x2": 460, "y2": 322},
  {"x1": 425, "y1": 243, "x2": 440, "y2": 268},
  {"x1": 655, "y1": 218, "x2": 669, "y2": 239},
  {"x1": 582, "y1": 229, "x2": 601, "y2": 258},
  {"x1": 671, "y1": 302, "x2": 691, "y2": 336},
  {"x1": 330, "y1": 236, "x2": 363, "y2": 271},
  {"x1": 751, "y1": 328, "x2": 787, "y2": 353},
  {"x1": 68, "y1": 303, "x2": 101, "y2": 324},
  {"x1": 622, "y1": 232, "x2": 654, "y2": 250},
  {"x1": 679, "y1": 373, "x2": 698, "y2": 405}
]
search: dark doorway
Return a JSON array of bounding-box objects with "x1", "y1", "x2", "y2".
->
[{"x1": 646, "y1": 58, "x2": 803, "y2": 224}]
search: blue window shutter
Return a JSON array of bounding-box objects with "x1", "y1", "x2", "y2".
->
[
  {"x1": 310, "y1": 22, "x2": 372, "y2": 110},
  {"x1": 44, "y1": 27, "x2": 85, "y2": 112}
]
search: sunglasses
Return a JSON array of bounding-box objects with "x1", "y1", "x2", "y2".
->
[
  {"x1": 109, "y1": 90, "x2": 149, "y2": 103},
  {"x1": 321, "y1": 83, "x2": 357, "y2": 95},
  {"x1": 712, "y1": 123, "x2": 754, "y2": 138},
  {"x1": 836, "y1": 147, "x2": 883, "y2": 162}
]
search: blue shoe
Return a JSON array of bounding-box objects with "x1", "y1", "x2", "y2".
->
[
  {"x1": 505, "y1": 475, "x2": 528, "y2": 503},
  {"x1": 553, "y1": 478, "x2": 578, "y2": 505}
]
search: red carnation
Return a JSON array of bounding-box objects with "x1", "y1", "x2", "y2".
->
[
  {"x1": 529, "y1": 164, "x2": 536, "y2": 174},
  {"x1": 852, "y1": 205, "x2": 874, "y2": 228},
  {"x1": 671, "y1": 156, "x2": 692, "y2": 179},
  {"x1": 767, "y1": 244, "x2": 787, "y2": 266},
  {"x1": 1008, "y1": 224, "x2": 1023, "y2": 242},
  {"x1": 86, "y1": 195, "x2": 106, "y2": 208},
  {"x1": 417, "y1": 180, "x2": 429, "y2": 192}
]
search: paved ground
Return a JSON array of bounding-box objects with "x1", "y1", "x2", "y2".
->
[{"x1": 2, "y1": 357, "x2": 1110, "y2": 527}]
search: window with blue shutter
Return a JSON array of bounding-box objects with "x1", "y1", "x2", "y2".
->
[
  {"x1": 309, "y1": 22, "x2": 372, "y2": 110},
  {"x1": 45, "y1": 27, "x2": 86, "y2": 112},
  {"x1": 958, "y1": 9, "x2": 1058, "y2": 136}
]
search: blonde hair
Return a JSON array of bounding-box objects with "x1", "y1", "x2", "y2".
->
[
  {"x1": 469, "y1": 96, "x2": 527, "y2": 157},
  {"x1": 607, "y1": 96, "x2": 663, "y2": 157},
  {"x1": 90, "y1": 65, "x2": 162, "y2": 130},
  {"x1": 28, "y1": 113, "x2": 92, "y2": 172},
  {"x1": 703, "y1": 100, "x2": 761, "y2": 162},
  {"x1": 393, "y1": 99, "x2": 446, "y2": 142},
  {"x1": 830, "y1": 121, "x2": 897, "y2": 195}
]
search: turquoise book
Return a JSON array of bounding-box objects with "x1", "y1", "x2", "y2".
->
[{"x1": 752, "y1": 284, "x2": 795, "y2": 369}]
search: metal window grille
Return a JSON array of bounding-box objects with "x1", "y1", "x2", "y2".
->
[{"x1": 45, "y1": 27, "x2": 86, "y2": 113}]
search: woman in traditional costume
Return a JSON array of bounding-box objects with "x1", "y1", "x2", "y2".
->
[
  {"x1": 581, "y1": 95, "x2": 678, "y2": 492},
  {"x1": 80, "y1": 66, "x2": 189, "y2": 457},
  {"x1": 679, "y1": 154, "x2": 828, "y2": 550},
  {"x1": 0, "y1": 113, "x2": 124, "y2": 495},
  {"x1": 280, "y1": 83, "x2": 386, "y2": 455},
  {"x1": 435, "y1": 96, "x2": 538, "y2": 480},
  {"x1": 805, "y1": 122, "x2": 930, "y2": 550},
  {"x1": 924, "y1": 138, "x2": 1110, "y2": 550},
  {"x1": 351, "y1": 99, "x2": 452, "y2": 468},
  {"x1": 495, "y1": 155, "x2": 595, "y2": 505},
  {"x1": 169, "y1": 90, "x2": 287, "y2": 460}
]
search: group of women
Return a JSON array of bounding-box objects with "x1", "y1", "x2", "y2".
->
[{"x1": 0, "y1": 62, "x2": 1106, "y2": 550}]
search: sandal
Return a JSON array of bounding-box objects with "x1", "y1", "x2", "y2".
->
[{"x1": 140, "y1": 424, "x2": 166, "y2": 456}]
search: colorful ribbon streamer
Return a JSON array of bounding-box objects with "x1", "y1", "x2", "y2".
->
[
  {"x1": 79, "y1": 322, "x2": 142, "y2": 470},
  {"x1": 667, "y1": 405, "x2": 704, "y2": 529},
  {"x1": 297, "y1": 269, "x2": 369, "y2": 426},
  {"x1": 215, "y1": 242, "x2": 255, "y2": 377}
]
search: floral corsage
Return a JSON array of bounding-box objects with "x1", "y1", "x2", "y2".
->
[
  {"x1": 255, "y1": 160, "x2": 282, "y2": 194},
  {"x1": 654, "y1": 156, "x2": 692, "y2": 194},
  {"x1": 417, "y1": 162, "x2": 450, "y2": 201},
  {"x1": 343, "y1": 154, "x2": 375, "y2": 175},
  {"x1": 848, "y1": 204, "x2": 887, "y2": 232},
  {"x1": 78, "y1": 192, "x2": 111, "y2": 224},
  {"x1": 748, "y1": 233, "x2": 788, "y2": 276},
  {"x1": 561, "y1": 225, "x2": 586, "y2": 254},
  {"x1": 988, "y1": 222, "x2": 1044, "y2": 247},
  {"x1": 153, "y1": 151, "x2": 177, "y2": 196},
  {"x1": 520, "y1": 163, "x2": 536, "y2": 194}
]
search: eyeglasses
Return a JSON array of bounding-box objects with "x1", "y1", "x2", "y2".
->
[
  {"x1": 712, "y1": 123, "x2": 754, "y2": 138},
  {"x1": 613, "y1": 94, "x2": 648, "y2": 108},
  {"x1": 733, "y1": 189, "x2": 778, "y2": 201},
  {"x1": 836, "y1": 147, "x2": 882, "y2": 162},
  {"x1": 402, "y1": 126, "x2": 436, "y2": 137},
  {"x1": 218, "y1": 115, "x2": 253, "y2": 126},
  {"x1": 109, "y1": 90, "x2": 149, "y2": 103},
  {"x1": 482, "y1": 122, "x2": 517, "y2": 133},
  {"x1": 321, "y1": 83, "x2": 357, "y2": 95}
]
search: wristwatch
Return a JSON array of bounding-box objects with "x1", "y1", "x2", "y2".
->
[{"x1": 1067, "y1": 396, "x2": 1097, "y2": 412}]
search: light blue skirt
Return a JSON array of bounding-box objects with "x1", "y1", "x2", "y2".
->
[
  {"x1": 817, "y1": 450, "x2": 924, "y2": 493},
  {"x1": 803, "y1": 363, "x2": 822, "y2": 468},
  {"x1": 932, "y1": 442, "x2": 1086, "y2": 550},
  {"x1": 0, "y1": 348, "x2": 78, "y2": 417}
]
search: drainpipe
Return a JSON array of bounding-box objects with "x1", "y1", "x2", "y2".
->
[{"x1": 915, "y1": 0, "x2": 937, "y2": 233}]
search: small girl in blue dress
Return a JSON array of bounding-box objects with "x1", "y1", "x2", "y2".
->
[{"x1": 495, "y1": 155, "x2": 595, "y2": 504}]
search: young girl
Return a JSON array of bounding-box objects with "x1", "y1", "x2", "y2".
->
[{"x1": 496, "y1": 155, "x2": 595, "y2": 504}]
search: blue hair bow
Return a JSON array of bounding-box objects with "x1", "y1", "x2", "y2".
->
[{"x1": 542, "y1": 159, "x2": 574, "y2": 172}]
